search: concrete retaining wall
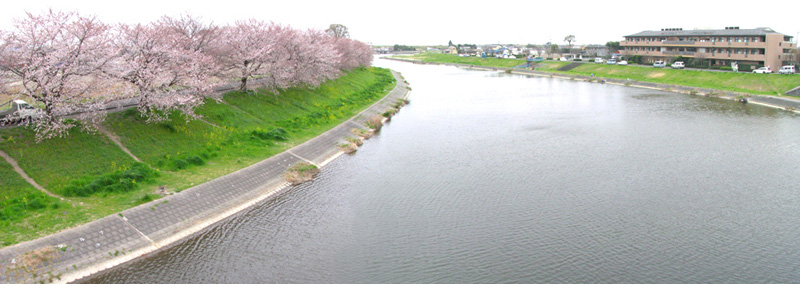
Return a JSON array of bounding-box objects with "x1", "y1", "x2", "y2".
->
[{"x1": 0, "y1": 71, "x2": 410, "y2": 284}]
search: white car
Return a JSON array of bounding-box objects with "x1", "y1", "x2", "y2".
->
[
  {"x1": 559, "y1": 57, "x2": 568, "y2": 61},
  {"x1": 752, "y1": 67, "x2": 773, "y2": 74},
  {"x1": 606, "y1": 59, "x2": 617, "y2": 65},
  {"x1": 671, "y1": 61, "x2": 685, "y2": 69},
  {"x1": 594, "y1": 58, "x2": 604, "y2": 63},
  {"x1": 653, "y1": 61, "x2": 666, "y2": 68},
  {"x1": 617, "y1": 60, "x2": 628, "y2": 66},
  {"x1": 777, "y1": 66, "x2": 795, "y2": 74}
]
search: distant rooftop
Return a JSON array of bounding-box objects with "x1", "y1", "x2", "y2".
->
[{"x1": 625, "y1": 27, "x2": 791, "y2": 38}]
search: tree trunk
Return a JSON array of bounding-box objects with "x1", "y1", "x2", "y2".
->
[{"x1": 240, "y1": 77, "x2": 248, "y2": 91}]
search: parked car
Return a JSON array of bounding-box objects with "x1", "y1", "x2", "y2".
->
[
  {"x1": 606, "y1": 59, "x2": 617, "y2": 65},
  {"x1": 653, "y1": 61, "x2": 666, "y2": 68},
  {"x1": 752, "y1": 67, "x2": 773, "y2": 74},
  {"x1": 671, "y1": 61, "x2": 685, "y2": 69},
  {"x1": 594, "y1": 58, "x2": 604, "y2": 63},
  {"x1": 0, "y1": 100, "x2": 42, "y2": 125},
  {"x1": 559, "y1": 57, "x2": 568, "y2": 61},
  {"x1": 617, "y1": 60, "x2": 628, "y2": 66},
  {"x1": 778, "y1": 65, "x2": 795, "y2": 74}
]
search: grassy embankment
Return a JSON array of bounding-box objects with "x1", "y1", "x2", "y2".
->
[
  {"x1": 400, "y1": 53, "x2": 800, "y2": 96},
  {"x1": 0, "y1": 67, "x2": 396, "y2": 247},
  {"x1": 395, "y1": 53, "x2": 529, "y2": 68}
]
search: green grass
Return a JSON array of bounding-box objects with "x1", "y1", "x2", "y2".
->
[
  {"x1": 563, "y1": 64, "x2": 800, "y2": 95},
  {"x1": 400, "y1": 53, "x2": 527, "y2": 68},
  {"x1": 105, "y1": 110, "x2": 226, "y2": 171},
  {"x1": 0, "y1": 160, "x2": 87, "y2": 247},
  {"x1": 0, "y1": 126, "x2": 138, "y2": 192},
  {"x1": 404, "y1": 53, "x2": 800, "y2": 96},
  {"x1": 0, "y1": 67, "x2": 396, "y2": 247}
]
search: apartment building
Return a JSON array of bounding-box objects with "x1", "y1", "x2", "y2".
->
[{"x1": 621, "y1": 27, "x2": 795, "y2": 70}]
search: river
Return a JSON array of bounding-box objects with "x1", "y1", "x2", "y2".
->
[{"x1": 80, "y1": 58, "x2": 800, "y2": 283}]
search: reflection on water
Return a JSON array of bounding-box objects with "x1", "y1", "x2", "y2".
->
[{"x1": 82, "y1": 58, "x2": 800, "y2": 283}]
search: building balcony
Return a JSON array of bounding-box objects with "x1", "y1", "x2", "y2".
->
[
  {"x1": 663, "y1": 51, "x2": 695, "y2": 56},
  {"x1": 700, "y1": 41, "x2": 764, "y2": 48},
  {"x1": 623, "y1": 40, "x2": 768, "y2": 49},
  {"x1": 663, "y1": 40, "x2": 696, "y2": 46},
  {"x1": 620, "y1": 40, "x2": 662, "y2": 47},
  {"x1": 624, "y1": 50, "x2": 766, "y2": 62}
]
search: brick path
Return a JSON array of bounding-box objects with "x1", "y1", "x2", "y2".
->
[{"x1": 0, "y1": 71, "x2": 410, "y2": 284}]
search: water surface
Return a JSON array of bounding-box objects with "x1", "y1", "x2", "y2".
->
[{"x1": 83, "y1": 58, "x2": 800, "y2": 283}]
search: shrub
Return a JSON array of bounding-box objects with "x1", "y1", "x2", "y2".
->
[
  {"x1": 172, "y1": 159, "x2": 189, "y2": 170},
  {"x1": 338, "y1": 142, "x2": 358, "y2": 154},
  {"x1": 351, "y1": 128, "x2": 374, "y2": 139},
  {"x1": 0, "y1": 192, "x2": 58, "y2": 222},
  {"x1": 366, "y1": 116, "x2": 383, "y2": 131},
  {"x1": 186, "y1": 155, "x2": 205, "y2": 166},
  {"x1": 346, "y1": 136, "x2": 363, "y2": 146},
  {"x1": 62, "y1": 163, "x2": 159, "y2": 197},
  {"x1": 382, "y1": 109, "x2": 397, "y2": 118},
  {"x1": 250, "y1": 127, "x2": 288, "y2": 141},
  {"x1": 720, "y1": 66, "x2": 733, "y2": 71},
  {"x1": 160, "y1": 123, "x2": 177, "y2": 133}
]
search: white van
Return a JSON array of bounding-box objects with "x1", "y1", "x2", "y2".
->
[{"x1": 778, "y1": 65, "x2": 796, "y2": 74}]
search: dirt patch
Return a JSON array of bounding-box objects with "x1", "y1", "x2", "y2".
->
[
  {"x1": 351, "y1": 128, "x2": 374, "y2": 139},
  {"x1": 155, "y1": 186, "x2": 175, "y2": 196},
  {"x1": 338, "y1": 142, "x2": 358, "y2": 154},
  {"x1": 648, "y1": 72, "x2": 667, "y2": 78},
  {"x1": 284, "y1": 162, "x2": 320, "y2": 185}
]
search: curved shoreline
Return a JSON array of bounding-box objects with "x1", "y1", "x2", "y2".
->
[
  {"x1": 385, "y1": 57, "x2": 800, "y2": 114},
  {"x1": 0, "y1": 70, "x2": 410, "y2": 284}
]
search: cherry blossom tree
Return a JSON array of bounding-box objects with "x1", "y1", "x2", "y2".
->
[
  {"x1": 333, "y1": 38, "x2": 373, "y2": 71},
  {"x1": 0, "y1": 31, "x2": 8, "y2": 94},
  {"x1": 157, "y1": 14, "x2": 221, "y2": 53},
  {"x1": 0, "y1": 10, "x2": 115, "y2": 140},
  {"x1": 0, "y1": 10, "x2": 376, "y2": 140},
  {"x1": 285, "y1": 29, "x2": 341, "y2": 88},
  {"x1": 212, "y1": 20, "x2": 290, "y2": 92},
  {"x1": 107, "y1": 22, "x2": 217, "y2": 122}
]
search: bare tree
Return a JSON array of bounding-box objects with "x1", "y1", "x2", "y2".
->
[
  {"x1": 564, "y1": 35, "x2": 576, "y2": 50},
  {"x1": 325, "y1": 24, "x2": 349, "y2": 40},
  {"x1": 693, "y1": 49, "x2": 708, "y2": 68}
]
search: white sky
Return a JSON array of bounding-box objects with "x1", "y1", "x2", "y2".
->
[{"x1": 1, "y1": 0, "x2": 798, "y2": 47}]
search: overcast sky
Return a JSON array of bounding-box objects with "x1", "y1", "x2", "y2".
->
[{"x1": 1, "y1": 0, "x2": 798, "y2": 47}]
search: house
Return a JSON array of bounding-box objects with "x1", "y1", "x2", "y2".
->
[
  {"x1": 447, "y1": 46, "x2": 458, "y2": 54},
  {"x1": 582, "y1": 45, "x2": 610, "y2": 57}
]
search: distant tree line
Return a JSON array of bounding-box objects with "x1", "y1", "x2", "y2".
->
[{"x1": 393, "y1": 44, "x2": 416, "y2": 51}]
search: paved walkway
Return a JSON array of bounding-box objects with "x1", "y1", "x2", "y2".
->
[{"x1": 0, "y1": 71, "x2": 410, "y2": 284}]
